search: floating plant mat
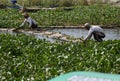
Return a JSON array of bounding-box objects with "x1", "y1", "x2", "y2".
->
[{"x1": 48, "y1": 71, "x2": 120, "y2": 81}]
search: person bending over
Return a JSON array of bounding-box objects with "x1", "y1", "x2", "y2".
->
[
  {"x1": 20, "y1": 12, "x2": 38, "y2": 30},
  {"x1": 83, "y1": 23, "x2": 105, "y2": 42}
]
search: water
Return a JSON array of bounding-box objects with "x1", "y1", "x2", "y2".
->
[
  {"x1": 35, "y1": 35, "x2": 58, "y2": 43},
  {"x1": 0, "y1": 29, "x2": 61, "y2": 43},
  {"x1": 51, "y1": 28, "x2": 120, "y2": 40},
  {"x1": 0, "y1": 28, "x2": 120, "y2": 43}
]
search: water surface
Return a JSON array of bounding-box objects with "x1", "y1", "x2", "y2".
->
[{"x1": 51, "y1": 28, "x2": 120, "y2": 40}]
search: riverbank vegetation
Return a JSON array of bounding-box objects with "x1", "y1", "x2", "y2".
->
[
  {"x1": 0, "y1": 0, "x2": 110, "y2": 7},
  {"x1": 0, "y1": 5, "x2": 120, "y2": 28},
  {"x1": 0, "y1": 34, "x2": 120, "y2": 81},
  {"x1": 0, "y1": 0, "x2": 120, "y2": 81}
]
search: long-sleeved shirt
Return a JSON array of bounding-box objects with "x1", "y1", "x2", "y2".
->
[
  {"x1": 84, "y1": 25, "x2": 103, "y2": 41},
  {"x1": 20, "y1": 17, "x2": 37, "y2": 28}
]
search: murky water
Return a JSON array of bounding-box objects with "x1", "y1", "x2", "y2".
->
[
  {"x1": 0, "y1": 28, "x2": 120, "y2": 43},
  {"x1": 0, "y1": 29, "x2": 62, "y2": 43},
  {"x1": 35, "y1": 35, "x2": 58, "y2": 43},
  {"x1": 51, "y1": 28, "x2": 120, "y2": 40}
]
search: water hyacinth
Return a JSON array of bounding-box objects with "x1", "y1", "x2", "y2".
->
[
  {"x1": 0, "y1": 34, "x2": 120, "y2": 81},
  {"x1": 0, "y1": 5, "x2": 120, "y2": 28}
]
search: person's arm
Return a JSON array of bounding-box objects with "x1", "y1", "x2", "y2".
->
[
  {"x1": 84, "y1": 29, "x2": 93, "y2": 42},
  {"x1": 19, "y1": 19, "x2": 26, "y2": 27},
  {"x1": 28, "y1": 18, "x2": 33, "y2": 28}
]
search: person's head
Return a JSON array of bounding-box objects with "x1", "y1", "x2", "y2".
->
[
  {"x1": 19, "y1": 7, "x2": 26, "y2": 13},
  {"x1": 22, "y1": 12, "x2": 29, "y2": 18},
  {"x1": 84, "y1": 23, "x2": 91, "y2": 30}
]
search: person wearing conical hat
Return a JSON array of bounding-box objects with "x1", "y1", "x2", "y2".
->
[
  {"x1": 19, "y1": 12, "x2": 38, "y2": 30},
  {"x1": 83, "y1": 23, "x2": 105, "y2": 42}
]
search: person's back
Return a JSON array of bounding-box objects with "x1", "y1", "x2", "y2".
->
[{"x1": 89, "y1": 25, "x2": 103, "y2": 34}]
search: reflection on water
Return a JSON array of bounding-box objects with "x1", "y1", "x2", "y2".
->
[{"x1": 51, "y1": 28, "x2": 120, "y2": 40}]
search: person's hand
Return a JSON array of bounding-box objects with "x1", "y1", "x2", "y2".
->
[
  {"x1": 79, "y1": 38, "x2": 84, "y2": 42},
  {"x1": 80, "y1": 39, "x2": 86, "y2": 44}
]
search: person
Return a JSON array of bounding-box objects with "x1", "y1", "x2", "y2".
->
[
  {"x1": 19, "y1": 12, "x2": 38, "y2": 30},
  {"x1": 10, "y1": 0, "x2": 22, "y2": 9},
  {"x1": 19, "y1": 7, "x2": 27, "y2": 13},
  {"x1": 11, "y1": 0, "x2": 17, "y2": 5},
  {"x1": 83, "y1": 23, "x2": 105, "y2": 42}
]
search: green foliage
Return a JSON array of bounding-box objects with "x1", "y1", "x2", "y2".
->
[
  {"x1": 0, "y1": 34, "x2": 120, "y2": 81},
  {"x1": 0, "y1": 9, "x2": 22, "y2": 28},
  {"x1": 0, "y1": 0, "x2": 78, "y2": 7},
  {"x1": 0, "y1": 5, "x2": 119, "y2": 28},
  {"x1": 0, "y1": 0, "x2": 8, "y2": 5},
  {"x1": 59, "y1": 0, "x2": 73, "y2": 7}
]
